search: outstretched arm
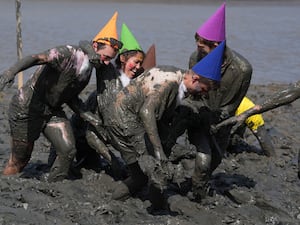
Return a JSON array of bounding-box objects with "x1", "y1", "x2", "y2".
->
[
  {"x1": 67, "y1": 96, "x2": 102, "y2": 129},
  {"x1": 212, "y1": 81, "x2": 300, "y2": 133},
  {"x1": 0, "y1": 53, "x2": 50, "y2": 91}
]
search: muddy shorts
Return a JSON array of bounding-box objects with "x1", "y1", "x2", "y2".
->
[{"x1": 8, "y1": 88, "x2": 65, "y2": 142}]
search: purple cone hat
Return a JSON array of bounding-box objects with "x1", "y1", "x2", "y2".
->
[
  {"x1": 197, "y1": 2, "x2": 226, "y2": 42},
  {"x1": 192, "y1": 41, "x2": 225, "y2": 82}
]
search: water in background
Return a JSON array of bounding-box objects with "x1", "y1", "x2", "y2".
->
[{"x1": 0, "y1": 0, "x2": 299, "y2": 85}]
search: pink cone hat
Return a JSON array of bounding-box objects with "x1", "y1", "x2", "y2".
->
[{"x1": 197, "y1": 2, "x2": 226, "y2": 42}]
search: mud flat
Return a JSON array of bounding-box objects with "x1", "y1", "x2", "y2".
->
[{"x1": 0, "y1": 82, "x2": 299, "y2": 225}]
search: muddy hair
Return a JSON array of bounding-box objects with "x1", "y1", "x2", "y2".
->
[
  {"x1": 189, "y1": 69, "x2": 220, "y2": 90},
  {"x1": 194, "y1": 33, "x2": 220, "y2": 48},
  {"x1": 115, "y1": 50, "x2": 145, "y2": 70}
]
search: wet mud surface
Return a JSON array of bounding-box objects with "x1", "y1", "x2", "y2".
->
[{"x1": 0, "y1": 83, "x2": 299, "y2": 225}]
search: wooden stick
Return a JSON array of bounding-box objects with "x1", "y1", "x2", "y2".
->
[{"x1": 15, "y1": 0, "x2": 23, "y2": 89}]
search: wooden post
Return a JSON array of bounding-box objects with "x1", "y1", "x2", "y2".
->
[{"x1": 15, "y1": 0, "x2": 23, "y2": 89}]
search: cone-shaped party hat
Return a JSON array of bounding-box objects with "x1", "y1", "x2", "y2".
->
[
  {"x1": 196, "y1": 2, "x2": 226, "y2": 42},
  {"x1": 142, "y1": 44, "x2": 156, "y2": 70},
  {"x1": 192, "y1": 41, "x2": 225, "y2": 81},
  {"x1": 119, "y1": 23, "x2": 142, "y2": 54},
  {"x1": 93, "y1": 12, "x2": 121, "y2": 49}
]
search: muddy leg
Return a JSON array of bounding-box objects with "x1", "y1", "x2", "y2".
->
[
  {"x1": 112, "y1": 162, "x2": 148, "y2": 200},
  {"x1": 192, "y1": 152, "x2": 212, "y2": 201},
  {"x1": 3, "y1": 139, "x2": 34, "y2": 175},
  {"x1": 43, "y1": 117, "x2": 76, "y2": 182},
  {"x1": 188, "y1": 128, "x2": 212, "y2": 202},
  {"x1": 253, "y1": 125, "x2": 275, "y2": 157},
  {"x1": 47, "y1": 145, "x2": 57, "y2": 168}
]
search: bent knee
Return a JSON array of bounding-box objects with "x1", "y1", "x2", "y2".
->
[{"x1": 195, "y1": 152, "x2": 211, "y2": 171}]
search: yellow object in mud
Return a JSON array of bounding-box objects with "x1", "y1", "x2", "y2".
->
[{"x1": 235, "y1": 96, "x2": 264, "y2": 131}]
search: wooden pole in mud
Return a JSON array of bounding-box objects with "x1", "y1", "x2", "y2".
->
[{"x1": 15, "y1": 0, "x2": 23, "y2": 89}]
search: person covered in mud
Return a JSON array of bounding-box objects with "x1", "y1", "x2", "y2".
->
[
  {"x1": 103, "y1": 42, "x2": 225, "y2": 201},
  {"x1": 164, "y1": 3, "x2": 258, "y2": 202},
  {"x1": 0, "y1": 12, "x2": 123, "y2": 182},
  {"x1": 211, "y1": 80, "x2": 300, "y2": 179},
  {"x1": 213, "y1": 80, "x2": 300, "y2": 135},
  {"x1": 69, "y1": 23, "x2": 147, "y2": 177},
  {"x1": 188, "y1": 2, "x2": 274, "y2": 157}
]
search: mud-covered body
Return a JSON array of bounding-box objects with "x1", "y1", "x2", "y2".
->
[
  {"x1": 102, "y1": 65, "x2": 185, "y2": 164},
  {"x1": 8, "y1": 43, "x2": 97, "y2": 141}
]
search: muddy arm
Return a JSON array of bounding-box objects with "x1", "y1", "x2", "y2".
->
[
  {"x1": 86, "y1": 129, "x2": 111, "y2": 162},
  {"x1": 69, "y1": 97, "x2": 109, "y2": 162},
  {"x1": 67, "y1": 96, "x2": 102, "y2": 129},
  {"x1": 212, "y1": 81, "x2": 300, "y2": 133},
  {"x1": 139, "y1": 100, "x2": 167, "y2": 161},
  {"x1": 253, "y1": 81, "x2": 300, "y2": 114},
  {"x1": 0, "y1": 54, "x2": 49, "y2": 91}
]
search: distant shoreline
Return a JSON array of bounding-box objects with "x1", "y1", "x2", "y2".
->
[{"x1": 68, "y1": 0, "x2": 300, "y2": 4}]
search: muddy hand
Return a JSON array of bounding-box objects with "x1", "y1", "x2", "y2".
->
[
  {"x1": 0, "y1": 72, "x2": 15, "y2": 91},
  {"x1": 82, "y1": 112, "x2": 108, "y2": 142},
  {"x1": 154, "y1": 148, "x2": 167, "y2": 162},
  {"x1": 81, "y1": 111, "x2": 102, "y2": 127},
  {"x1": 210, "y1": 124, "x2": 219, "y2": 134},
  {"x1": 86, "y1": 130, "x2": 110, "y2": 162},
  {"x1": 211, "y1": 113, "x2": 247, "y2": 135},
  {"x1": 230, "y1": 114, "x2": 248, "y2": 135}
]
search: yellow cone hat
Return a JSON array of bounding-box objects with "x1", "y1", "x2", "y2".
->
[{"x1": 93, "y1": 11, "x2": 121, "y2": 49}]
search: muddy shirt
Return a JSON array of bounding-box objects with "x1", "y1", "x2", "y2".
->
[
  {"x1": 8, "y1": 41, "x2": 100, "y2": 141},
  {"x1": 95, "y1": 62, "x2": 119, "y2": 95},
  {"x1": 186, "y1": 46, "x2": 252, "y2": 152},
  {"x1": 190, "y1": 47, "x2": 252, "y2": 119},
  {"x1": 206, "y1": 47, "x2": 252, "y2": 119},
  {"x1": 96, "y1": 65, "x2": 123, "y2": 119},
  {"x1": 70, "y1": 62, "x2": 118, "y2": 148},
  {"x1": 104, "y1": 66, "x2": 185, "y2": 164}
]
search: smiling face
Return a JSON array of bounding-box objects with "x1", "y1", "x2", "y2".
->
[
  {"x1": 93, "y1": 42, "x2": 118, "y2": 65},
  {"x1": 120, "y1": 51, "x2": 144, "y2": 79}
]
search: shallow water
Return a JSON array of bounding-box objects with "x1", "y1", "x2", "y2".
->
[{"x1": 0, "y1": 0, "x2": 299, "y2": 85}]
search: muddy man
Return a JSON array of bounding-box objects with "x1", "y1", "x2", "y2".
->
[
  {"x1": 0, "y1": 12, "x2": 122, "y2": 182},
  {"x1": 101, "y1": 42, "x2": 225, "y2": 201}
]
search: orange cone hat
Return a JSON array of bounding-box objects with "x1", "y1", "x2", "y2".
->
[{"x1": 93, "y1": 11, "x2": 121, "y2": 49}]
